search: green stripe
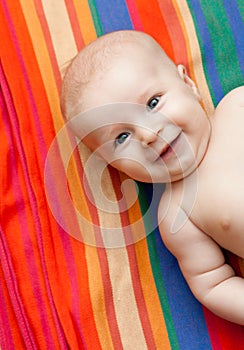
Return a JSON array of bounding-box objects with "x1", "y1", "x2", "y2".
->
[
  {"x1": 137, "y1": 183, "x2": 180, "y2": 349},
  {"x1": 147, "y1": 232, "x2": 180, "y2": 350},
  {"x1": 237, "y1": 0, "x2": 244, "y2": 22},
  {"x1": 186, "y1": 1, "x2": 217, "y2": 105},
  {"x1": 199, "y1": 0, "x2": 243, "y2": 95},
  {"x1": 87, "y1": 0, "x2": 103, "y2": 36}
]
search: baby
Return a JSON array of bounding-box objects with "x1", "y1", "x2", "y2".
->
[{"x1": 60, "y1": 30, "x2": 244, "y2": 325}]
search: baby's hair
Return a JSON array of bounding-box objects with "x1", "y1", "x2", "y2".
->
[{"x1": 60, "y1": 30, "x2": 174, "y2": 122}]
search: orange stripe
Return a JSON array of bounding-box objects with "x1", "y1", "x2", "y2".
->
[
  {"x1": 72, "y1": 0, "x2": 97, "y2": 45},
  {"x1": 68, "y1": 242, "x2": 102, "y2": 348},
  {"x1": 172, "y1": 0, "x2": 195, "y2": 74}
]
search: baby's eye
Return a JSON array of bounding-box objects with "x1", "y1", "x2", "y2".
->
[
  {"x1": 147, "y1": 96, "x2": 160, "y2": 110},
  {"x1": 115, "y1": 132, "x2": 130, "y2": 145}
]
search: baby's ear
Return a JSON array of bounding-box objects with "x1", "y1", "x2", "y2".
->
[{"x1": 177, "y1": 65, "x2": 201, "y2": 100}]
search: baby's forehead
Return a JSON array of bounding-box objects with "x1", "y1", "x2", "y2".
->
[
  {"x1": 75, "y1": 34, "x2": 157, "y2": 77},
  {"x1": 61, "y1": 32, "x2": 169, "y2": 122}
]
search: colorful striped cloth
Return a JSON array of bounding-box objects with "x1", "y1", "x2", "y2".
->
[{"x1": 1, "y1": 0, "x2": 244, "y2": 349}]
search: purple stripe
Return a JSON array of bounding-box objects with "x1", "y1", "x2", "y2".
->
[{"x1": 0, "y1": 268, "x2": 15, "y2": 350}]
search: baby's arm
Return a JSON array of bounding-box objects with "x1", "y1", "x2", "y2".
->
[{"x1": 159, "y1": 205, "x2": 244, "y2": 325}]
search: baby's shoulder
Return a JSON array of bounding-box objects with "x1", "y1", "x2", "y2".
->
[{"x1": 216, "y1": 86, "x2": 244, "y2": 112}]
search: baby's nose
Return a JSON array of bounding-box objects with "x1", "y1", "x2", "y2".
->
[{"x1": 139, "y1": 126, "x2": 160, "y2": 146}]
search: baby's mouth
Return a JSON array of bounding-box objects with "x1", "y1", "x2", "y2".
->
[{"x1": 158, "y1": 133, "x2": 181, "y2": 160}]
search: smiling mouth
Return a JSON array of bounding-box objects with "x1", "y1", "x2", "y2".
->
[{"x1": 159, "y1": 133, "x2": 181, "y2": 160}]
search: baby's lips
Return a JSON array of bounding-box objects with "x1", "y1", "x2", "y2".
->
[{"x1": 160, "y1": 143, "x2": 171, "y2": 156}]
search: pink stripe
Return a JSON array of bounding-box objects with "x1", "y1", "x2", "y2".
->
[
  {"x1": 125, "y1": 0, "x2": 144, "y2": 30},
  {"x1": 0, "y1": 248, "x2": 19, "y2": 350},
  {"x1": 0, "y1": 281, "x2": 15, "y2": 350},
  {"x1": 0, "y1": 226, "x2": 37, "y2": 350},
  {"x1": 57, "y1": 229, "x2": 88, "y2": 349},
  {"x1": 0, "y1": 278, "x2": 15, "y2": 350}
]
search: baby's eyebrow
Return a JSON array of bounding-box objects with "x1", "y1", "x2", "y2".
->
[
  {"x1": 136, "y1": 85, "x2": 155, "y2": 104},
  {"x1": 137, "y1": 91, "x2": 148, "y2": 104},
  {"x1": 96, "y1": 124, "x2": 123, "y2": 144}
]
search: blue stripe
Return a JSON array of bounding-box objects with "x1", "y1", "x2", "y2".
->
[
  {"x1": 142, "y1": 182, "x2": 212, "y2": 349},
  {"x1": 154, "y1": 229, "x2": 212, "y2": 350},
  {"x1": 222, "y1": 0, "x2": 244, "y2": 76},
  {"x1": 93, "y1": 0, "x2": 133, "y2": 33}
]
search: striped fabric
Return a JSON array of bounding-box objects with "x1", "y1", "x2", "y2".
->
[{"x1": 1, "y1": 0, "x2": 244, "y2": 349}]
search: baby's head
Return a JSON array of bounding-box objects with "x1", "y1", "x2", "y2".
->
[{"x1": 61, "y1": 30, "x2": 210, "y2": 183}]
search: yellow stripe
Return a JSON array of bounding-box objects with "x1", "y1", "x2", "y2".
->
[
  {"x1": 120, "y1": 172, "x2": 171, "y2": 348},
  {"x1": 135, "y1": 239, "x2": 172, "y2": 349},
  {"x1": 42, "y1": 0, "x2": 78, "y2": 69},
  {"x1": 174, "y1": 0, "x2": 214, "y2": 116},
  {"x1": 106, "y1": 248, "x2": 148, "y2": 349},
  {"x1": 76, "y1": 143, "x2": 123, "y2": 247}
]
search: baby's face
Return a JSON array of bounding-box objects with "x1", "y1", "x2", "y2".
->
[{"x1": 71, "y1": 45, "x2": 211, "y2": 183}]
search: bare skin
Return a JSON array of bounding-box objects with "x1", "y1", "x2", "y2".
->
[
  {"x1": 61, "y1": 30, "x2": 244, "y2": 325},
  {"x1": 159, "y1": 87, "x2": 244, "y2": 324}
]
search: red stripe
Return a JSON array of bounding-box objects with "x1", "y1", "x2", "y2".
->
[
  {"x1": 0, "y1": 61, "x2": 65, "y2": 347},
  {"x1": 204, "y1": 307, "x2": 244, "y2": 349},
  {"x1": 1, "y1": 2, "x2": 71, "y2": 347},
  {"x1": 134, "y1": 0, "x2": 174, "y2": 59}
]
